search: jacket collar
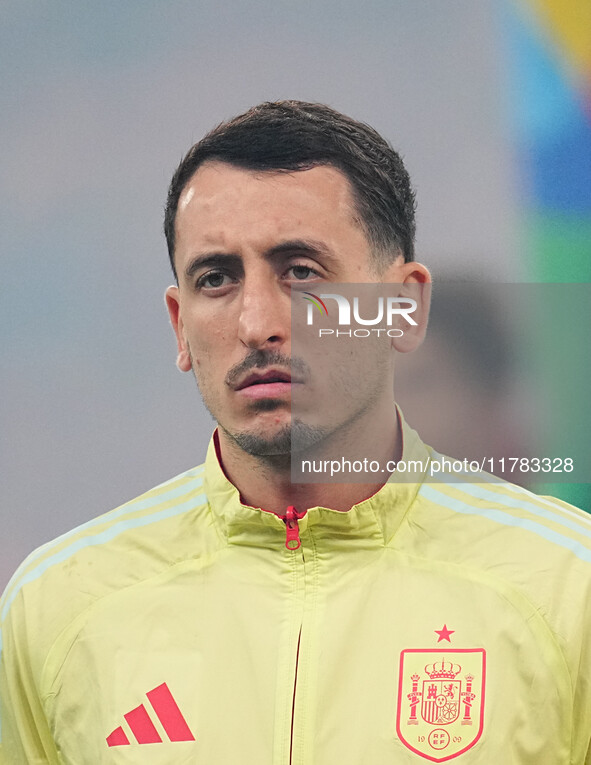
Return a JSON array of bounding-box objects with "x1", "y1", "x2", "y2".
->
[{"x1": 203, "y1": 409, "x2": 431, "y2": 549}]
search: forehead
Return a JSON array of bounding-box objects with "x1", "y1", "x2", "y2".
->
[{"x1": 174, "y1": 161, "x2": 367, "y2": 259}]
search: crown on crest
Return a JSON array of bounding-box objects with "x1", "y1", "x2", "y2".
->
[{"x1": 425, "y1": 660, "x2": 461, "y2": 679}]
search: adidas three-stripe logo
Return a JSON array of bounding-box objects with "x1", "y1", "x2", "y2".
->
[{"x1": 106, "y1": 683, "x2": 195, "y2": 746}]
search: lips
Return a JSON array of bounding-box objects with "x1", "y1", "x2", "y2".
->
[{"x1": 235, "y1": 369, "x2": 292, "y2": 390}]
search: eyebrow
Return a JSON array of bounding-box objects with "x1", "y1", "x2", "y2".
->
[
  {"x1": 183, "y1": 238, "x2": 337, "y2": 281},
  {"x1": 266, "y1": 239, "x2": 336, "y2": 261},
  {"x1": 184, "y1": 253, "x2": 241, "y2": 281}
]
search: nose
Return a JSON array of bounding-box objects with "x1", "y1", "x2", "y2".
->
[{"x1": 237, "y1": 275, "x2": 290, "y2": 350}]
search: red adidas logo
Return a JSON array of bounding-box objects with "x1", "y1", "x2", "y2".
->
[{"x1": 106, "y1": 682, "x2": 195, "y2": 746}]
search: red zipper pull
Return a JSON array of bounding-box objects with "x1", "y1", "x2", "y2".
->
[{"x1": 283, "y1": 506, "x2": 307, "y2": 550}]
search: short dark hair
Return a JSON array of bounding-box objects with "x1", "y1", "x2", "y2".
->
[{"x1": 164, "y1": 100, "x2": 416, "y2": 279}]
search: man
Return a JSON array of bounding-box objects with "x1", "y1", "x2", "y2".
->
[{"x1": 1, "y1": 101, "x2": 590, "y2": 764}]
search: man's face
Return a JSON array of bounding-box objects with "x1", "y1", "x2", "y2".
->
[{"x1": 166, "y1": 161, "x2": 425, "y2": 457}]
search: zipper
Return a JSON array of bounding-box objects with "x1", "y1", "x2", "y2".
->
[
  {"x1": 282, "y1": 506, "x2": 307, "y2": 550},
  {"x1": 282, "y1": 505, "x2": 306, "y2": 763},
  {"x1": 279, "y1": 506, "x2": 307, "y2": 763},
  {"x1": 289, "y1": 627, "x2": 302, "y2": 765}
]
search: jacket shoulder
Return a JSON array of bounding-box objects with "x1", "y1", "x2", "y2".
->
[
  {"x1": 415, "y1": 473, "x2": 591, "y2": 566},
  {"x1": 0, "y1": 464, "x2": 210, "y2": 666},
  {"x1": 409, "y1": 472, "x2": 591, "y2": 631}
]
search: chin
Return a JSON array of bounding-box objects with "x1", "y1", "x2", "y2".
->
[
  {"x1": 226, "y1": 418, "x2": 329, "y2": 459},
  {"x1": 227, "y1": 424, "x2": 293, "y2": 457},
  {"x1": 245, "y1": 398, "x2": 289, "y2": 413}
]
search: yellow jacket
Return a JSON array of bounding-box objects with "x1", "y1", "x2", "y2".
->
[{"x1": 1, "y1": 418, "x2": 591, "y2": 763}]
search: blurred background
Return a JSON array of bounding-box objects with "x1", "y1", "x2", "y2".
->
[{"x1": 1, "y1": 0, "x2": 590, "y2": 589}]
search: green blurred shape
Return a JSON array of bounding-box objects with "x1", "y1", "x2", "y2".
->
[
  {"x1": 526, "y1": 212, "x2": 591, "y2": 282},
  {"x1": 523, "y1": 213, "x2": 591, "y2": 511}
]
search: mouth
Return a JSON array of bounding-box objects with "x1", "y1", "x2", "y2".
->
[{"x1": 234, "y1": 368, "x2": 299, "y2": 399}]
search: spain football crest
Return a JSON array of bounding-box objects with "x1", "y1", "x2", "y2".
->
[{"x1": 396, "y1": 649, "x2": 486, "y2": 762}]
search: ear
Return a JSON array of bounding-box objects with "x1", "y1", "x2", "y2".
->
[
  {"x1": 165, "y1": 286, "x2": 192, "y2": 372},
  {"x1": 384, "y1": 261, "x2": 432, "y2": 353}
]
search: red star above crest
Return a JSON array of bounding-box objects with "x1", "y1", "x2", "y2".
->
[{"x1": 435, "y1": 624, "x2": 455, "y2": 643}]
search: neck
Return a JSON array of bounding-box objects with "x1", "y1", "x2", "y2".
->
[{"x1": 216, "y1": 404, "x2": 401, "y2": 515}]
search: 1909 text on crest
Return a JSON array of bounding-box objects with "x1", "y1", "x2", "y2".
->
[{"x1": 396, "y1": 649, "x2": 486, "y2": 762}]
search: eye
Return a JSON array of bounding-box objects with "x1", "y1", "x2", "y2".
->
[
  {"x1": 196, "y1": 271, "x2": 233, "y2": 290},
  {"x1": 286, "y1": 264, "x2": 321, "y2": 281}
]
